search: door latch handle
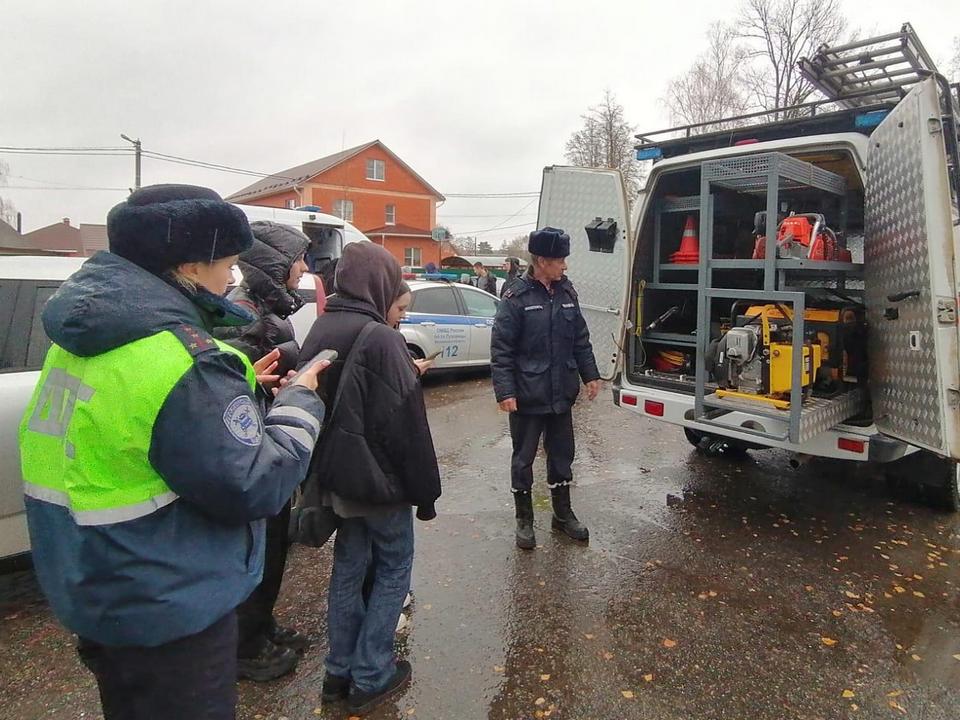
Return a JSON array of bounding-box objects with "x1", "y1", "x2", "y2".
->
[{"x1": 887, "y1": 289, "x2": 920, "y2": 302}]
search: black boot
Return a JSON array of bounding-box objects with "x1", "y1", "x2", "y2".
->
[
  {"x1": 550, "y1": 484, "x2": 589, "y2": 542},
  {"x1": 237, "y1": 638, "x2": 299, "y2": 682},
  {"x1": 513, "y1": 491, "x2": 536, "y2": 549}
]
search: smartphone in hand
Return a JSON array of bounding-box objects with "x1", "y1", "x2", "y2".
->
[{"x1": 425, "y1": 349, "x2": 443, "y2": 361}]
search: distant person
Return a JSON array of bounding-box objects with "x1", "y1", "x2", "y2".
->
[
  {"x1": 299, "y1": 243, "x2": 441, "y2": 715},
  {"x1": 473, "y1": 261, "x2": 497, "y2": 295},
  {"x1": 214, "y1": 221, "x2": 312, "y2": 681},
  {"x1": 18, "y1": 185, "x2": 328, "y2": 720},
  {"x1": 500, "y1": 257, "x2": 521, "y2": 298},
  {"x1": 491, "y1": 228, "x2": 600, "y2": 549}
]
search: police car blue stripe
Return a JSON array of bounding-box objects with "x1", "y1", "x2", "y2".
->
[{"x1": 402, "y1": 313, "x2": 478, "y2": 326}]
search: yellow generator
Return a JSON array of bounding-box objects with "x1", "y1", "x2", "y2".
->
[{"x1": 713, "y1": 305, "x2": 824, "y2": 409}]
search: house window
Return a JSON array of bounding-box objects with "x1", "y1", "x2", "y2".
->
[
  {"x1": 284, "y1": 199, "x2": 297, "y2": 209},
  {"x1": 404, "y1": 247, "x2": 422, "y2": 267},
  {"x1": 366, "y1": 158, "x2": 385, "y2": 181},
  {"x1": 385, "y1": 204, "x2": 396, "y2": 225},
  {"x1": 333, "y1": 199, "x2": 354, "y2": 222}
]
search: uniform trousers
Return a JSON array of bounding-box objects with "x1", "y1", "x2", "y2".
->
[
  {"x1": 508, "y1": 410, "x2": 575, "y2": 492},
  {"x1": 76, "y1": 611, "x2": 238, "y2": 720}
]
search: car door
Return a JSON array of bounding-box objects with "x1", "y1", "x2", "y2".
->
[
  {"x1": 406, "y1": 285, "x2": 472, "y2": 367},
  {"x1": 863, "y1": 75, "x2": 960, "y2": 459},
  {"x1": 0, "y1": 279, "x2": 61, "y2": 559},
  {"x1": 456, "y1": 286, "x2": 498, "y2": 364},
  {"x1": 537, "y1": 166, "x2": 634, "y2": 380}
]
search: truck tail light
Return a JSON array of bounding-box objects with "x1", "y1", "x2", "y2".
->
[
  {"x1": 621, "y1": 393, "x2": 638, "y2": 406},
  {"x1": 838, "y1": 437, "x2": 865, "y2": 454},
  {"x1": 644, "y1": 400, "x2": 664, "y2": 416}
]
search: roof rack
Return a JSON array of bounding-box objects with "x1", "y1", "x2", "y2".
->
[{"x1": 798, "y1": 23, "x2": 938, "y2": 108}]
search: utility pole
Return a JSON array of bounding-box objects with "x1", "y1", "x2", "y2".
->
[{"x1": 120, "y1": 133, "x2": 141, "y2": 190}]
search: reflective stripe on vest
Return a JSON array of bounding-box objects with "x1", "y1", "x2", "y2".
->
[{"x1": 19, "y1": 330, "x2": 255, "y2": 526}]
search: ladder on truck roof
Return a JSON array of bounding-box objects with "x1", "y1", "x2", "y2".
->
[
  {"x1": 635, "y1": 24, "x2": 960, "y2": 161},
  {"x1": 798, "y1": 23, "x2": 939, "y2": 108}
]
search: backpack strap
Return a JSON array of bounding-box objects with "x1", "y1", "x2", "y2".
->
[{"x1": 327, "y1": 321, "x2": 379, "y2": 421}]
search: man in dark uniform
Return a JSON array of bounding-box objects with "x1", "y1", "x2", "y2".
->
[{"x1": 491, "y1": 227, "x2": 601, "y2": 549}]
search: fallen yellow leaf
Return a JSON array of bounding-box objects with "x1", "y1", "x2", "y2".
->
[
  {"x1": 913, "y1": 591, "x2": 925, "y2": 598},
  {"x1": 845, "y1": 591, "x2": 860, "y2": 599},
  {"x1": 663, "y1": 638, "x2": 677, "y2": 648},
  {"x1": 697, "y1": 593, "x2": 708, "y2": 600},
  {"x1": 603, "y1": 652, "x2": 614, "y2": 660},
  {"x1": 893, "y1": 585, "x2": 907, "y2": 594},
  {"x1": 708, "y1": 590, "x2": 718, "y2": 597},
  {"x1": 953, "y1": 654, "x2": 960, "y2": 661},
  {"x1": 832, "y1": 610, "x2": 843, "y2": 617},
  {"x1": 911, "y1": 654, "x2": 922, "y2": 661},
  {"x1": 821, "y1": 637, "x2": 838, "y2": 647},
  {"x1": 535, "y1": 697, "x2": 546, "y2": 706},
  {"x1": 621, "y1": 690, "x2": 635, "y2": 699},
  {"x1": 493, "y1": 665, "x2": 505, "y2": 673},
  {"x1": 842, "y1": 689, "x2": 855, "y2": 698},
  {"x1": 643, "y1": 674, "x2": 654, "y2": 682},
  {"x1": 584, "y1": 633, "x2": 595, "y2": 640},
  {"x1": 887, "y1": 690, "x2": 903, "y2": 698},
  {"x1": 540, "y1": 674, "x2": 551, "y2": 681}
]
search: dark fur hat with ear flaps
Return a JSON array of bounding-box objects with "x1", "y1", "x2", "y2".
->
[
  {"x1": 528, "y1": 226, "x2": 570, "y2": 258},
  {"x1": 107, "y1": 184, "x2": 254, "y2": 274}
]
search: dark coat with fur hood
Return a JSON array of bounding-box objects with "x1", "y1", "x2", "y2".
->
[{"x1": 215, "y1": 221, "x2": 309, "y2": 375}]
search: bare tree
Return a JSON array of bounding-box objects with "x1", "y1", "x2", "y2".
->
[
  {"x1": 739, "y1": 0, "x2": 849, "y2": 115},
  {"x1": 951, "y1": 36, "x2": 960, "y2": 81},
  {"x1": 664, "y1": 22, "x2": 750, "y2": 132},
  {"x1": 500, "y1": 234, "x2": 531, "y2": 262},
  {"x1": 0, "y1": 161, "x2": 15, "y2": 226},
  {"x1": 565, "y1": 89, "x2": 643, "y2": 197}
]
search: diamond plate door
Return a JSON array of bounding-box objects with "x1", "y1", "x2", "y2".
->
[
  {"x1": 538, "y1": 166, "x2": 632, "y2": 380},
  {"x1": 864, "y1": 77, "x2": 959, "y2": 455}
]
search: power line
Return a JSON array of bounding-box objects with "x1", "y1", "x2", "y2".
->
[
  {"x1": 4, "y1": 185, "x2": 128, "y2": 191},
  {"x1": 457, "y1": 221, "x2": 537, "y2": 236},
  {"x1": 0, "y1": 145, "x2": 130, "y2": 152},
  {"x1": 438, "y1": 212, "x2": 539, "y2": 218},
  {"x1": 141, "y1": 150, "x2": 298, "y2": 181},
  {"x1": 445, "y1": 192, "x2": 539, "y2": 198}
]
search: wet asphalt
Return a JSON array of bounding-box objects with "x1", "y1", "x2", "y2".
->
[{"x1": 2, "y1": 372, "x2": 960, "y2": 720}]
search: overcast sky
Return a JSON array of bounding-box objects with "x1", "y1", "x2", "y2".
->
[{"x1": 1, "y1": 0, "x2": 956, "y2": 246}]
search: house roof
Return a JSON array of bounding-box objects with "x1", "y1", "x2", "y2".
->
[
  {"x1": 22, "y1": 220, "x2": 82, "y2": 253},
  {"x1": 365, "y1": 224, "x2": 434, "y2": 239},
  {"x1": 225, "y1": 140, "x2": 445, "y2": 203},
  {"x1": 0, "y1": 219, "x2": 20, "y2": 246}
]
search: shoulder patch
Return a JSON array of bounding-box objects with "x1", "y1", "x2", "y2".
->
[
  {"x1": 171, "y1": 324, "x2": 218, "y2": 357},
  {"x1": 223, "y1": 395, "x2": 263, "y2": 447}
]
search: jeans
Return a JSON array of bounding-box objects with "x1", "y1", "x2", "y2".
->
[
  {"x1": 509, "y1": 411, "x2": 575, "y2": 492},
  {"x1": 77, "y1": 611, "x2": 237, "y2": 720},
  {"x1": 325, "y1": 507, "x2": 414, "y2": 693}
]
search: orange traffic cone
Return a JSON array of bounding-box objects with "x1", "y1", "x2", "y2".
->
[{"x1": 670, "y1": 215, "x2": 699, "y2": 264}]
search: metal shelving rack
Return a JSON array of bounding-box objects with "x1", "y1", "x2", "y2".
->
[{"x1": 688, "y1": 152, "x2": 866, "y2": 444}]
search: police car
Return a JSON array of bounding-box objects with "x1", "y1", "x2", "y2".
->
[{"x1": 399, "y1": 280, "x2": 499, "y2": 368}]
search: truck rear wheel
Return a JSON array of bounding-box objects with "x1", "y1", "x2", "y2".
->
[{"x1": 922, "y1": 454, "x2": 960, "y2": 512}]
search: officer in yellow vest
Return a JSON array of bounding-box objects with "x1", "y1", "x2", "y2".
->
[{"x1": 19, "y1": 185, "x2": 328, "y2": 720}]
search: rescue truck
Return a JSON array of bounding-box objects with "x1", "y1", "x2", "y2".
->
[{"x1": 539, "y1": 25, "x2": 960, "y2": 510}]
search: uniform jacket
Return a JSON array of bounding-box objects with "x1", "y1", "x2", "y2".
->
[
  {"x1": 299, "y1": 296, "x2": 441, "y2": 519},
  {"x1": 491, "y1": 272, "x2": 600, "y2": 414},
  {"x1": 24, "y1": 252, "x2": 324, "y2": 648},
  {"x1": 214, "y1": 222, "x2": 308, "y2": 375}
]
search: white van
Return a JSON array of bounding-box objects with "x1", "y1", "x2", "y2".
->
[{"x1": 539, "y1": 30, "x2": 960, "y2": 510}]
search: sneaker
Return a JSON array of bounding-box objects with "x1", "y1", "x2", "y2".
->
[
  {"x1": 237, "y1": 639, "x2": 299, "y2": 682},
  {"x1": 348, "y1": 660, "x2": 412, "y2": 715},
  {"x1": 395, "y1": 613, "x2": 409, "y2": 634},
  {"x1": 321, "y1": 672, "x2": 350, "y2": 703},
  {"x1": 268, "y1": 624, "x2": 310, "y2": 653}
]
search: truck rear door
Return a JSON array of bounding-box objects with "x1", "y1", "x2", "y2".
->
[
  {"x1": 537, "y1": 166, "x2": 634, "y2": 380},
  {"x1": 864, "y1": 76, "x2": 960, "y2": 458}
]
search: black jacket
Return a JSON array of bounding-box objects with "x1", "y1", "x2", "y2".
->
[
  {"x1": 475, "y1": 272, "x2": 497, "y2": 295},
  {"x1": 215, "y1": 222, "x2": 308, "y2": 375},
  {"x1": 491, "y1": 272, "x2": 601, "y2": 414},
  {"x1": 299, "y1": 297, "x2": 441, "y2": 519}
]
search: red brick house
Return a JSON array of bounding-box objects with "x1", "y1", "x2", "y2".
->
[{"x1": 226, "y1": 140, "x2": 445, "y2": 268}]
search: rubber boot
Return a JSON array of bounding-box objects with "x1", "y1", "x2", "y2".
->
[
  {"x1": 513, "y1": 491, "x2": 536, "y2": 549},
  {"x1": 550, "y1": 485, "x2": 589, "y2": 542}
]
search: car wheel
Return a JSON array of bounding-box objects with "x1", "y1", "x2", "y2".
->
[
  {"x1": 407, "y1": 345, "x2": 425, "y2": 360},
  {"x1": 921, "y1": 453, "x2": 960, "y2": 512}
]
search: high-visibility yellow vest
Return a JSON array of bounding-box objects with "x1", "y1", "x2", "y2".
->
[{"x1": 19, "y1": 329, "x2": 255, "y2": 526}]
